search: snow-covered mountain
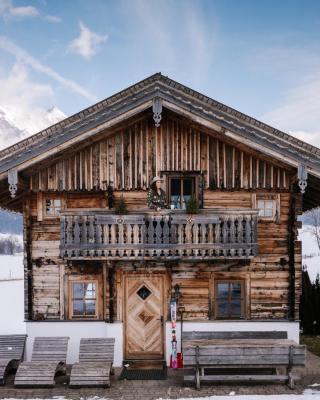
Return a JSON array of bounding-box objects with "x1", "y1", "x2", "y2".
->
[
  {"x1": 0, "y1": 105, "x2": 66, "y2": 150},
  {"x1": 0, "y1": 108, "x2": 27, "y2": 150},
  {"x1": 0, "y1": 106, "x2": 66, "y2": 232},
  {"x1": 45, "y1": 106, "x2": 67, "y2": 126}
]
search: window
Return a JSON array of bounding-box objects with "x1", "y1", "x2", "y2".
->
[
  {"x1": 257, "y1": 199, "x2": 276, "y2": 218},
  {"x1": 215, "y1": 280, "x2": 245, "y2": 319},
  {"x1": 44, "y1": 198, "x2": 61, "y2": 217},
  {"x1": 252, "y1": 193, "x2": 280, "y2": 221},
  {"x1": 70, "y1": 281, "x2": 98, "y2": 318},
  {"x1": 169, "y1": 177, "x2": 196, "y2": 209}
]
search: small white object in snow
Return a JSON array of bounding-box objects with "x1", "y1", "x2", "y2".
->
[
  {"x1": 229, "y1": 391, "x2": 236, "y2": 396},
  {"x1": 309, "y1": 383, "x2": 320, "y2": 387}
]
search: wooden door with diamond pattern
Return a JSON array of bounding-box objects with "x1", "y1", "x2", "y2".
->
[{"x1": 124, "y1": 274, "x2": 164, "y2": 359}]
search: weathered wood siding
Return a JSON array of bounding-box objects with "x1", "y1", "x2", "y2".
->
[
  {"x1": 30, "y1": 115, "x2": 291, "y2": 192},
  {"x1": 24, "y1": 188, "x2": 302, "y2": 321},
  {"x1": 32, "y1": 262, "x2": 60, "y2": 319},
  {"x1": 23, "y1": 112, "x2": 302, "y2": 322}
]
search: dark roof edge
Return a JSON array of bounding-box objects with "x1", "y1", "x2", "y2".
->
[
  {"x1": 158, "y1": 75, "x2": 320, "y2": 156},
  {"x1": 0, "y1": 72, "x2": 319, "y2": 165},
  {"x1": 0, "y1": 72, "x2": 162, "y2": 162}
]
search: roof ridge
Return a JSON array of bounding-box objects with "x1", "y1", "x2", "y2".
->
[{"x1": 0, "y1": 72, "x2": 319, "y2": 164}]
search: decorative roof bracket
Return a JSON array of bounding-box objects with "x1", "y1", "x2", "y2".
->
[
  {"x1": 298, "y1": 164, "x2": 308, "y2": 194},
  {"x1": 8, "y1": 168, "x2": 18, "y2": 198},
  {"x1": 152, "y1": 97, "x2": 162, "y2": 128}
]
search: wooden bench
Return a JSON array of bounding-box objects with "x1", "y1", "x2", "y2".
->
[
  {"x1": 14, "y1": 337, "x2": 69, "y2": 387},
  {"x1": 69, "y1": 338, "x2": 115, "y2": 388},
  {"x1": 0, "y1": 335, "x2": 27, "y2": 385},
  {"x1": 182, "y1": 331, "x2": 306, "y2": 389}
]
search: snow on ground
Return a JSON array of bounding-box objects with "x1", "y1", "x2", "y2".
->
[
  {"x1": 0, "y1": 253, "x2": 25, "y2": 334},
  {"x1": 156, "y1": 393, "x2": 320, "y2": 400},
  {"x1": 0, "y1": 253, "x2": 23, "y2": 279},
  {"x1": 299, "y1": 226, "x2": 320, "y2": 282},
  {"x1": 2, "y1": 391, "x2": 320, "y2": 400}
]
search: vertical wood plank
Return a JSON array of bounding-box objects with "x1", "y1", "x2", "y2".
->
[
  {"x1": 134, "y1": 124, "x2": 138, "y2": 188},
  {"x1": 37, "y1": 191, "x2": 43, "y2": 222},
  {"x1": 59, "y1": 264, "x2": 65, "y2": 320},
  {"x1": 216, "y1": 139, "x2": 220, "y2": 188},
  {"x1": 240, "y1": 151, "x2": 244, "y2": 189}
]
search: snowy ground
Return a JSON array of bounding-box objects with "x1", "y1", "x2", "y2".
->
[
  {"x1": 155, "y1": 392, "x2": 320, "y2": 399},
  {"x1": 299, "y1": 226, "x2": 320, "y2": 282},
  {"x1": 0, "y1": 253, "x2": 25, "y2": 334},
  {"x1": 0, "y1": 253, "x2": 23, "y2": 279}
]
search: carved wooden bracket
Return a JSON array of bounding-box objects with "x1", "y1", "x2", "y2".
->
[
  {"x1": 152, "y1": 97, "x2": 162, "y2": 127},
  {"x1": 8, "y1": 168, "x2": 18, "y2": 198},
  {"x1": 298, "y1": 164, "x2": 308, "y2": 194}
]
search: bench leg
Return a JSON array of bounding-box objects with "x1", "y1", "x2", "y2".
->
[
  {"x1": 287, "y1": 346, "x2": 295, "y2": 390},
  {"x1": 288, "y1": 372, "x2": 295, "y2": 390},
  {"x1": 195, "y1": 367, "x2": 200, "y2": 390}
]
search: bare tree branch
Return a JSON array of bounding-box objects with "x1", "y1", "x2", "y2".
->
[{"x1": 304, "y1": 207, "x2": 320, "y2": 251}]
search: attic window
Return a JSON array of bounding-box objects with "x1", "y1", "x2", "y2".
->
[{"x1": 45, "y1": 198, "x2": 61, "y2": 217}]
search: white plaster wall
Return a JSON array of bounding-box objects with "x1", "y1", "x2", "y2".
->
[
  {"x1": 165, "y1": 321, "x2": 300, "y2": 365},
  {"x1": 26, "y1": 320, "x2": 299, "y2": 367},
  {"x1": 26, "y1": 321, "x2": 123, "y2": 366}
]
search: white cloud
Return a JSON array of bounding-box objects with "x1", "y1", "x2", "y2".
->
[
  {"x1": 0, "y1": 63, "x2": 66, "y2": 150},
  {"x1": 120, "y1": 0, "x2": 217, "y2": 86},
  {"x1": 0, "y1": 36, "x2": 97, "y2": 102},
  {"x1": 68, "y1": 21, "x2": 108, "y2": 60},
  {"x1": 0, "y1": 0, "x2": 60, "y2": 22},
  {"x1": 251, "y1": 45, "x2": 320, "y2": 149},
  {"x1": 260, "y1": 71, "x2": 320, "y2": 147},
  {"x1": 9, "y1": 5, "x2": 39, "y2": 18},
  {"x1": 45, "y1": 14, "x2": 61, "y2": 23},
  {"x1": 0, "y1": 0, "x2": 38, "y2": 19}
]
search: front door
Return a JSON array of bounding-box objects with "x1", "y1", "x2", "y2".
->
[{"x1": 124, "y1": 273, "x2": 164, "y2": 360}]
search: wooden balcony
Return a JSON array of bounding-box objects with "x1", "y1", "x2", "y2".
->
[{"x1": 60, "y1": 209, "x2": 258, "y2": 261}]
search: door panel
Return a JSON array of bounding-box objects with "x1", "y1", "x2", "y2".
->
[{"x1": 125, "y1": 274, "x2": 164, "y2": 359}]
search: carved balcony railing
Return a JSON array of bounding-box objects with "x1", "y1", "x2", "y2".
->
[{"x1": 60, "y1": 209, "x2": 258, "y2": 260}]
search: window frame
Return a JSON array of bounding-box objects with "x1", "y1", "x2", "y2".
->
[
  {"x1": 44, "y1": 197, "x2": 62, "y2": 218},
  {"x1": 163, "y1": 172, "x2": 202, "y2": 210},
  {"x1": 252, "y1": 193, "x2": 280, "y2": 222},
  {"x1": 214, "y1": 279, "x2": 246, "y2": 320},
  {"x1": 68, "y1": 277, "x2": 100, "y2": 320}
]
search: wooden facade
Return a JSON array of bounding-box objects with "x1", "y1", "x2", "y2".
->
[{"x1": 0, "y1": 73, "x2": 319, "y2": 362}]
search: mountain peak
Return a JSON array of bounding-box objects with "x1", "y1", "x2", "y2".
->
[{"x1": 0, "y1": 106, "x2": 66, "y2": 150}]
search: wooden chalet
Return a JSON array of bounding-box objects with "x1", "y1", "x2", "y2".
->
[{"x1": 0, "y1": 73, "x2": 319, "y2": 367}]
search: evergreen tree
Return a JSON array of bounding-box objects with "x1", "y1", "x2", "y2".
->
[{"x1": 300, "y1": 268, "x2": 320, "y2": 334}]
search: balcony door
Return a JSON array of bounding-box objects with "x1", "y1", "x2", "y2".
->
[{"x1": 124, "y1": 273, "x2": 164, "y2": 360}]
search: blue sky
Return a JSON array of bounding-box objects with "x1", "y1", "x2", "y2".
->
[{"x1": 0, "y1": 0, "x2": 320, "y2": 146}]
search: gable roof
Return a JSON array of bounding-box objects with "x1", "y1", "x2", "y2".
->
[{"x1": 0, "y1": 72, "x2": 319, "y2": 182}]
